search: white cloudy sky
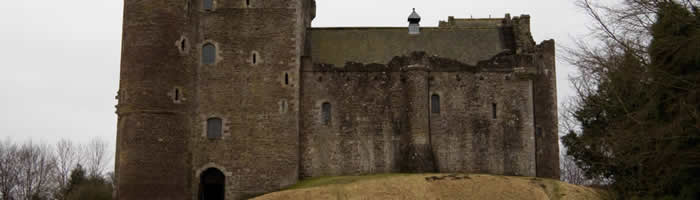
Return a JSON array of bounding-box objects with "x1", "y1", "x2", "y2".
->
[{"x1": 0, "y1": 0, "x2": 591, "y2": 150}]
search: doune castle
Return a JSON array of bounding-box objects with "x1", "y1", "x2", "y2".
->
[{"x1": 115, "y1": 0, "x2": 560, "y2": 199}]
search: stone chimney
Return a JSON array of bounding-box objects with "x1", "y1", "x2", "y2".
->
[{"x1": 408, "y1": 8, "x2": 421, "y2": 35}]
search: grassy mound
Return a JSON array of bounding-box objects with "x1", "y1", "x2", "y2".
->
[{"x1": 254, "y1": 174, "x2": 608, "y2": 200}]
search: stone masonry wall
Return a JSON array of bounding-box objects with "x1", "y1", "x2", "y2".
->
[
  {"x1": 188, "y1": 0, "x2": 309, "y2": 199},
  {"x1": 300, "y1": 51, "x2": 540, "y2": 177},
  {"x1": 533, "y1": 40, "x2": 560, "y2": 179},
  {"x1": 429, "y1": 71, "x2": 536, "y2": 176},
  {"x1": 116, "y1": 0, "x2": 195, "y2": 199}
]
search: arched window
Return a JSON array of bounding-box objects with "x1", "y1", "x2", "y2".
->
[
  {"x1": 199, "y1": 168, "x2": 225, "y2": 200},
  {"x1": 431, "y1": 94, "x2": 440, "y2": 114},
  {"x1": 207, "y1": 117, "x2": 222, "y2": 139},
  {"x1": 202, "y1": 43, "x2": 216, "y2": 65},
  {"x1": 321, "y1": 102, "x2": 331, "y2": 125},
  {"x1": 203, "y1": 0, "x2": 214, "y2": 11}
]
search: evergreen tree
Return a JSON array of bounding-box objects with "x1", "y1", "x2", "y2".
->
[
  {"x1": 61, "y1": 164, "x2": 111, "y2": 200},
  {"x1": 563, "y1": 1, "x2": 700, "y2": 199}
]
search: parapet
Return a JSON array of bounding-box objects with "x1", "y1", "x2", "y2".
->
[
  {"x1": 438, "y1": 16, "x2": 504, "y2": 28},
  {"x1": 437, "y1": 14, "x2": 530, "y2": 29}
]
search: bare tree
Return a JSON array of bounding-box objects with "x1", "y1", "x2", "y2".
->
[
  {"x1": 560, "y1": 150, "x2": 588, "y2": 185},
  {"x1": 53, "y1": 139, "x2": 82, "y2": 200},
  {"x1": 84, "y1": 138, "x2": 111, "y2": 178},
  {"x1": 0, "y1": 139, "x2": 115, "y2": 200},
  {"x1": 0, "y1": 139, "x2": 20, "y2": 200},
  {"x1": 15, "y1": 141, "x2": 56, "y2": 200}
]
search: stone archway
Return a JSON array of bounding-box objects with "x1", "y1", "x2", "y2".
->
[{"x1": 199, "y1": 168, "x2": 225, "y2": 200}]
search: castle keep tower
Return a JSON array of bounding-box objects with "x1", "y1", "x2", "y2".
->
[{"x1": 116, "y1": 0, "x2": 315, "y2": 199}]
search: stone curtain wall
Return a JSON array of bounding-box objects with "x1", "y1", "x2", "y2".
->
[
  {"x1": 430, "y1": 71, "x2": 536, "y2": 176},
  {"x1": 300, "y1": 50, "x2": 541, "y2": 177},
  {"x1": 300, "y1": 15, "x2": 558, "y2": 179}
]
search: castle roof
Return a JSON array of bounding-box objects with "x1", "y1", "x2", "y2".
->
[{"x1": 309, "y1": 27, "x2": 505, "y2": 68}]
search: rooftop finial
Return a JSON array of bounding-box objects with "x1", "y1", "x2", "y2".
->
[
  {"x1": 408, "y1": 8, "x2": 421, "y2": 23},
  {"x1": 408, "y1": 8, "x2": 421, "y2": 35}
]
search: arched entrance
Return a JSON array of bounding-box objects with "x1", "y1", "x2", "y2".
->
[{"x1": 199, "y1": 168, "x2": 225, "y2": 200}]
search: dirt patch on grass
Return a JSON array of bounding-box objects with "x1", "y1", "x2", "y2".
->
[{"x1": 255, "y1": 174, "x2": 609, "y2": 200}]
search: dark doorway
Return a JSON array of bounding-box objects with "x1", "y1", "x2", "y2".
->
[{"x1": 199, "y1": 168, "x2": 225, "y2": 200}]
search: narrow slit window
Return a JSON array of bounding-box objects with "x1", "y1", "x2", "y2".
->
[
  {"x1": 252, "y1": 52, "x2": 257, "y2": 64},
  {"x1": 203, "y1": 0, "x2": 213, "y2": 11},
  {"x1": 431, "y1": 94, "x2": 440, "y2": 114},
  {"x1": 202, "y1": 43, "x2": 216, "y2": 65},
  {"x1": 285, "y1": 73, "x2": 289, "y2": 85},
  {"x1": 492, "y1": 103, "x2": 497, "y2": 119},
  {"x1": 322, "y1": 102, "x2": 331, "y2": 125},
  {"x1": 207, "y1": 117, "x2": 222, "y2": 139},
  {"x1": 246, "y1": 0, "x2": 250, "y2": 7},
  {"x1": 180, "y1": 39, "x2": 187, "y2": 51},
  {"x1": 174, "y1": 88, "x2": 180, "y2": 101}
]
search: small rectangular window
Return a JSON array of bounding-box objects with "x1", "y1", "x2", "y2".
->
[
  {"x1": 207, "y1": 118, "x2": 222, "y2": 139},
  {"x1": 431, "y1": 94, "x2": 440, "y2": 114},
  {"x1": 203, "y1": 0, "x2": 213, "y2": 10}
]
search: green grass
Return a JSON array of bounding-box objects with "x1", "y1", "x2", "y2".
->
[{"x1": 285, "y1": 173, "x2": 410, "y2": 190}]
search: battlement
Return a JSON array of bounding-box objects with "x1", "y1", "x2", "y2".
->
[{"x1": 438, "y1": 14, "x2": 530, "y2": 28}]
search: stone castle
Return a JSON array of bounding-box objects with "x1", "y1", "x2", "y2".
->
[{"x1": 115, "y1": 0, "x2": 559, "y2": 199}]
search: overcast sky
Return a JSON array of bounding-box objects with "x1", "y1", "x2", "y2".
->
[{"x1": 0, "y1": 0, "x2": 590, "y2": 150}]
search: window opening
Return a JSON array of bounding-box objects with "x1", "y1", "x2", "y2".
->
[
  {"x1": 280, "y1": 100, "x2": 288, "y2": 114},
  {"x1": 431, "y1": 94, "x2": 440, "y2": 114},
  {"x1": 199, "y1": 168, "x2": 225, "y2": 200},
  {"x1": 285, "y1": 73, "x2": 289, "y2": 85},
  {"x1": 536, "y1": 128, "x2": 543, "y2": 136},
  {"x1": 203, "y1": 0, "x2": 213, "y2": 11},
  {"x1": 322, "y1": 102, "x2": 331, "y2": 125},
  {"x1": 246, "y1": 0, "x2": 250, "y2": 7},
  {"x1": 207, "y1": 117, "x2": 222, "y2": 139},
  {"x1": 492, "y1": 103, "x2": 497, "y2": 119},
  {"x1": 202, "y1": 43, "x2": 216, "y2": 65},
  {"x1": 252, "y1": 53, "x2": 257, "y2": 64},
  {"x1": 174, "y1": 88, "x2": 181, "y2": 101},
  {"x1": 180, "y1": 39, "x2": 187, "y2": 51}
]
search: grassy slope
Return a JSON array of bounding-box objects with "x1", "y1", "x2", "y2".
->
[{"x1": 254, "y1": 174, "x2": 608, "y2": 200}]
